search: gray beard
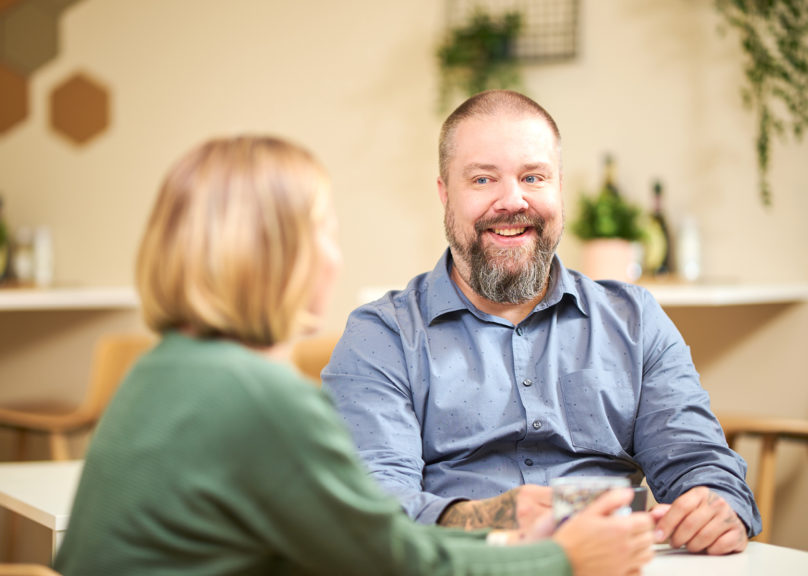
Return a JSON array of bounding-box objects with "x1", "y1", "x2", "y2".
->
[{"x1": 445, "y1": 211, "x2": 558, "y2": 304}]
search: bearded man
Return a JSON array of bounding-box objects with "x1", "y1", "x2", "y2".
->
[{"x1": 322, "y1": 90, "x2": 760, "y2": 555}]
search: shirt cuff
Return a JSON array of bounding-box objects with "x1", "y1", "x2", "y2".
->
[{"x1": 414, "y1": 496, "x2": 469, "y2": 525}]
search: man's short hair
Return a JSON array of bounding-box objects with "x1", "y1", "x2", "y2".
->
[{"x1": 438, "y1": 90, "x2": 561, "y2": 183}]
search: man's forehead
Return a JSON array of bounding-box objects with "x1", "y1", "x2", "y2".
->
[
  {"x1": 458, "y1": 110, "x2": 552, "y2": 129},
  {"x1": 451, "y1": 116, "x2": 558, "y2": 160},
  {"x1": 453, "y1": 114, "x2": 557, "y2": 146}
]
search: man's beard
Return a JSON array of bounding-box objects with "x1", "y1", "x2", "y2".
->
[{"x1": 445, "y1": 208, "x2": 559, "y2": 304}]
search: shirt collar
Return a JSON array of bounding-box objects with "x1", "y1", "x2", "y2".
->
[{"x1": 424, "y1": 248, "x2": 588, "y2": 325}]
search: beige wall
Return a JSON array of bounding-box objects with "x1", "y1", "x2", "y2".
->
[{"x1": 1, "y1": 0, "x2": 806, "y2": 557}]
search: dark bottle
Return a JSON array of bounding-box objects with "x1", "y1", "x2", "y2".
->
[
  {"x1": 644, "y1": 180, "x2": 671, "y2": 276},
  {"x1": 602, "y1": 154, "x2": 619, "y2": 197}
]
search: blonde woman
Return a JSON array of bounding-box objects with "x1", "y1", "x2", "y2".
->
[{"x1": 55, "y1": 136, "x2": 653, "y2": 576}]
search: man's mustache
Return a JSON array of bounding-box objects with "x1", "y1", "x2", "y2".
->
[{"x1": 474, "y1": 214, "x2": 546, "y2": 235}]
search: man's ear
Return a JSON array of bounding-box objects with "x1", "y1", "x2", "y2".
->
[{"x1": 437, "y1": 177, "x2": 448, "y2": 207}]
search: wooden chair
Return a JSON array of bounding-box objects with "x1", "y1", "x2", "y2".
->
[
  {"x1": 0, "y1": 333, "x2": 155, "y2": 461},
  {"x1": 291, "y1": 332, "x2": 341, "y2": 384},
  {"x1": 0, "y1": 565, "x2": 61, "y2": 576},
  {"x1": 718, "y1": 413, "x2": 808, "y2": 543}
]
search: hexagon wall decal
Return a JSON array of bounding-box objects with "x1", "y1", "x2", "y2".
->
[
  {"x1": 49, "y1": 0, "x2": 84, "y2": 13},
  {"x1": 0, "y1": 0, "x2": 60, "y2": 75},
  {"x1": 0, "y1": 62, "x2": 27, "y2": 133},
  {"x1": 50, "y1": 71, "x2": 110, "y2": 145},
  {"x1": 0, "y1": 1, "x2": 23, "y2": 15}
]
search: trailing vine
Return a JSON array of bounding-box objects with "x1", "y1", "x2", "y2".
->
[{"x1": 715, "y1": 0, "x2": 808, "y2": 205}]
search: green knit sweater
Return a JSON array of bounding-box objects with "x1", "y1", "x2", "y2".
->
[{"x1": 54, "y1": 332, "x2": 571, "y2": 576}]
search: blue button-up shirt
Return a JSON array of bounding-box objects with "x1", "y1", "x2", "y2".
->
[{"x1": 322, "y1": 250, "x2": 761, "y2": 534}]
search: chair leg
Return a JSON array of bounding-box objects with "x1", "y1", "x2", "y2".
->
[
  {"x1": 753, "y1": 434, "x2": 778, "y2": 544},
  {"x1": 725, "y1": 433, "x2": 737, "y2": 450},
  {"x1": 5, "y1": 510, "x2": 19, "y2": 562},
  {"x1": 15, "y1": 430, "x2": 27, "y2": 461},
  {"x1": 49, "y1": 433, "x2": 70, "y2": 461}
]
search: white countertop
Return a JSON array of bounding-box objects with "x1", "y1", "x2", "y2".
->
[
  {"x1": 359, "y1": 282, "x2": 808, "y2": 308},
  {"x1": 0, "y1": 460, "x2": 83, "y2": 531},
  {"x1": 1, "y1": 282, "x2": 807, "y2": 312},
  {"x1": 0, "y1": 286, "x2": 139, "y2": 311},
  {"x1": 640, "y1": 282, "x2": 808, "y2": 307}
]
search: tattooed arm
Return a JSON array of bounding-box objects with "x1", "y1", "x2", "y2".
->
[{"x1": 438, "y1": 485, "x2": 553, "y2": 530}]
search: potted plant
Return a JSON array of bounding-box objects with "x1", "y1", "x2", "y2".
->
[
  {"x1": 436, "y1": 9, "x2": 524, "y2": 110},
  {"x1": 571, "y1": 156, "x2": 645, "y2": 282}
]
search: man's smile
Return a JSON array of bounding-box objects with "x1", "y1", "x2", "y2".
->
[{"x1": 491, "y1": 226, "x2": 527, "y2": 237}]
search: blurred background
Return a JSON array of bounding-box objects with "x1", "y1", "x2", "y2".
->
[{"x1": 0, "y1": 0, "x2": 806, "y2": 557}]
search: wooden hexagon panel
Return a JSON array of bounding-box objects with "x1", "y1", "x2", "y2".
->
[
  {"x1": 49, "y1": 71, "x2": 110, "y2": 145},
  {"x1": 0, "y1": 62, "x2": 28, "y2": 133}
]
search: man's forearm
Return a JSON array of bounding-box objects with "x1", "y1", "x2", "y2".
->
[{"x1": 437, "y1": 491, "x2": 518, "y2": 530}]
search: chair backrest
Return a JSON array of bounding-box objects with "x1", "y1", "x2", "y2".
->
[
  {"x1": 291, "y1": 332, "x2": 341, "y2": 384},
  {"x1": 81, "y1": 333, "x2": 156, "y2": 418},
  {"x1": 0, "y1": 564, "x2": 62, "y2": 576},
  {"x1": 718, "y1": 413, "x2": 808, "y2": 543}
]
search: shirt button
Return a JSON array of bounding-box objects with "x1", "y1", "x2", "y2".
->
[
  {"x1": 532, "y1": 419, "x2": 542, "y2": 430},
  {"x1": 525, "y1": 458, "x2": 534, "y2": 466},
  {"x1": 515, "y1": 326, "x2": 524, "y2": 336},
  {"x1": 522, "y1": 379, "x2": 533, "y2": 387}
]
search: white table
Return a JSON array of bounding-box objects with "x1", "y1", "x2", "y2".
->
[
  {"x1": 645, "y1": 541, "x2": 808, "y2": 575},
  {"x1": 0, "y1": 460, "x2": 83, "y2": 561},
  {"x1": 2, "y1": 460, "x2": 807, "y2": 574}
]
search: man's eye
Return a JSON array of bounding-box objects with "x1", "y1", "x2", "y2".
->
[
  {"x1": 474, "y1": 177, "x2": 490, "y2": 185},
  {"x1": 524, "y1": 175, "x2": 541, "y2": 184}
]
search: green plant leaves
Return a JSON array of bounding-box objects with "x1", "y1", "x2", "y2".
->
[
  {"x1": 716, "y1": 0, "x2": 808, "y2": 205},
  {"x1": 437, "y1": 9, "x2": 524, "y2": 110},
  {"x1": 571, "y1": 190, "x2": 645, "y2": 242}
]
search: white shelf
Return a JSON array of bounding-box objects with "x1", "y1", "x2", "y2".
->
[
  {"x1": 2, "y1": 283, "x2": 807, "y2": 312},
  {"x1": 359, "y1": 282, "x2": 808, "y2": 309},
  {"x1": 0, "y1": 286, "x2": 139, "y2": 311},
  {"x1": 642, "y1": 282, "x2": 808, "y2": 307}
]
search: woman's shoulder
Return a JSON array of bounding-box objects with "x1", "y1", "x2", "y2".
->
[{"x1": 142, "y1": 333, "x2": 325, "y2": 414}]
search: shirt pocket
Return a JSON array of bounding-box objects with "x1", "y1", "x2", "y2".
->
[{"x1": 559, "y1": 369, "x2": 636, "y2": 457}]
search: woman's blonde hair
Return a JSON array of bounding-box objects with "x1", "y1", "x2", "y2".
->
[{"x1": 136, "y1": 135, "x2": 330, "y2": 346}]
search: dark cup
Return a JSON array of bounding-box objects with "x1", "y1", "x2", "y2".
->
[{"x1": 631, "y1": 486, "x2": 649, "y2": 512}]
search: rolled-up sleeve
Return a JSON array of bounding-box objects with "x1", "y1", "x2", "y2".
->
[{"x1": 632, "y1": 290, "x2": 762, "y2": 535}]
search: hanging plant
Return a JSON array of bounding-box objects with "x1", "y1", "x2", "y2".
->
[
  {"x1": 436, "y1": 9, "x2": 524, "y2": 111},
  {"x1": 715, "y1": 0, "x2": 808, "y2": 206}
]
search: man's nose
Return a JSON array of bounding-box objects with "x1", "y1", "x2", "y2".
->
[{"x1": 494, "y1": 179, "x2": 529, "y2": 212}]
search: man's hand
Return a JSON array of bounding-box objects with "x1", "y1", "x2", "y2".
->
[
  {"x1": 438, "y1": 484, "x2": 552, "y2": 530},
  {"x1": 651, "y1": 487, "x2": 748, "y2": 555}
]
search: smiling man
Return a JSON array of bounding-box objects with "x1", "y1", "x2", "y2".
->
[
  {"x1": 322, "y1": 90, "x2": 761, "y2": 555},
  {"x1": 439, "y1": 96, "x2": 563, "y2": 324}
]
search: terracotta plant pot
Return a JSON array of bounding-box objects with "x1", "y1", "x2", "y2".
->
[{"x1": 581, "y1": 238, "x2": 641, "y2": 283}]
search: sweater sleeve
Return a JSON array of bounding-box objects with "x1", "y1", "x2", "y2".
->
[{"x1": 229, "y1": 362, "x2": 572, "y2": 576}]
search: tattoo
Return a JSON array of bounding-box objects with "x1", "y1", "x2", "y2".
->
[{"x1": 438, "y1": 492, "x2": 519, "y2": 530}]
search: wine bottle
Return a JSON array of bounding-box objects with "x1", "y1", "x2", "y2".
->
[
  {"x1": 602, "y1": 154, "x2": 619, "y2": 197},
  {"x1": 644, "y1": 180, "x2": 671, "y2": 276}
]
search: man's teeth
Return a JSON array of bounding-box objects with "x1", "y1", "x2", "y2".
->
[{"x1": 493, "y1": 227, "x2": 526, "y2": 237}]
